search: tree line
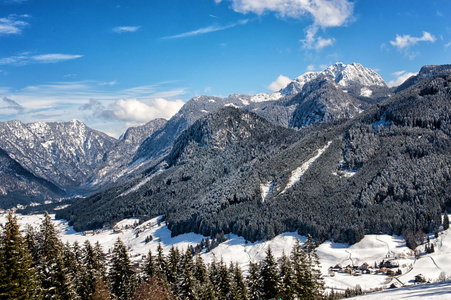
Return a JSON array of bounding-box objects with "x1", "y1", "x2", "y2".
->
[{"x1": 1, "y1": 211, "x2": 325, "y2": 300}]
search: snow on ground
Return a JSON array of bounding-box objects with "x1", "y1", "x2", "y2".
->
[
  {"x1": 283, "y1": 141, "x2": 332, "y2": 193},
  {"x1": 260, "y1": 181, "x2": 275, "y2": 202},
  {"x1": 1, "y1": 212, "x2": 451, "y2": 295},
  {"x1": 350, "y1": 281, "x2": 451, "y2": 299}
]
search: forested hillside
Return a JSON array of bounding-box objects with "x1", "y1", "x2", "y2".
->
[{"x1": 59, "y1": 73, "x2": 451, "y2": 245}]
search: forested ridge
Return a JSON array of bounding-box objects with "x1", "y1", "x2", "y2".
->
[{"x1": 58, "y1": 73, "x2": 451, "y2": 246}]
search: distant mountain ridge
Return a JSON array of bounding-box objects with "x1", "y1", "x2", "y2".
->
[{"x1": 2, "y1": 62, "x2": 450, "y2": 227}]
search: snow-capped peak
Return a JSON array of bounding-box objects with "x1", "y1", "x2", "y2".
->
[{"x1": 250, "y1": 62, "x2": 387, "y2": 103}]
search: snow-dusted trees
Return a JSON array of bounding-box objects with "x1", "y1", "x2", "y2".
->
[
  {"x1": 0, "y1": 211, "x2": 41, "y2": 299},
  {"x1": 109, "y1": 238, "x2": 136, "y2": 299}
]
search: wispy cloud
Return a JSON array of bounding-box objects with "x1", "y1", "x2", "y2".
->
[
  {"x1": 112, "y1": 26, "x2": 141, "y2": 33},
  {"x1": 162, "y1": 19, "x2": 249, "y2": 39},
  {"x1": 1, "y1": 96, "x2": 24, "y2": 112},
  {"x1": 2, "y1": 0, "x2": 28, "y2": 4},
  {"x1": 222, "y1": 0, "x2": 354, "y2": 50},
  {"x1": 0, "y1": 14, "x2": 29, "y2": 35},
  {"x1": 0, "y1": 53, "x2": 83, "y2": 65},
  {"x1": 390, "y1": 31, "x2": 436, "y2": 50}
]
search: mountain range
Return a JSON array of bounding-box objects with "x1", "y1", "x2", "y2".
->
[{"x1": 2, "y1": 62, "x2": 451, "y2": 245}]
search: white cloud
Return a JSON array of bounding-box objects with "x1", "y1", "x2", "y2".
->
[
  {"x1": 0, "y1": 53, "x2": 83, "y2": 65},
  {"x1": 307, "y1": 64, "x2": 315, "y2": 71},
  {"x1": 226, "y1": 0, "x2": 353, "y2": 27},
  {"x1": 112, "y1": 26, "x2": 141, "y2": 33},
  {"x1": 162, "y1": 19, "x2": 249, "y2": 39},
  {"x1": 445, "y1": 41, "x2": 451, "y2": 48},
  {"x1": 268, "y1": 75, "x2": 292, "y2": 91},
  {"x1": 222, "y1": 0, "x2": 353, "y2": 50},
  {"x1": 390, "y1": 31, "x2": 436, "y2": 50},
  {"x1": 387, "y1": 70, "x2": 418, "y2": 87},
  {"x1": 0, "y1": 14, "x2": 29, "y2": 35},
  {"x1": 0, "y1": 80, "x2": 188, "y2": 137},
  {"x1": 114, "y1": 98, "x2": 184, "y2": 122}
]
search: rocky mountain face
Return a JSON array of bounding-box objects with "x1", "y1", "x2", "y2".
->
[
  {"x1": 0, "y1": 119, "x2": 117, "y2": 193},
  {"x1": 58, "y1": 70, "x2": 451, "y2": 246},
  {"x1": 0, "y1": 118, "x2": 166, "y2": 206},
  {"x1": 0, "y1": 147, "x2": 66, "y2": 207}
]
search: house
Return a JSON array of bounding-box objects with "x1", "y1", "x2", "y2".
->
[{"x1": 414, "y1": 274, "x2": 426, "y2": 283}]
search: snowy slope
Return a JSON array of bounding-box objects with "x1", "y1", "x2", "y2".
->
[{"x1": 2, "y1": 212, "x2": 450, "y2": 296}]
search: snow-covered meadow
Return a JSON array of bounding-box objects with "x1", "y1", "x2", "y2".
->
[{"x1": 1, "y1": 212, "x2": 450, "y2": 298}]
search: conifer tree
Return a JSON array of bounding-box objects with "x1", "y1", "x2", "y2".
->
[
  {"x1": 0, "y1": 211, "x2": 41, "y2": 299},
  {"x1": 167, "y1": 245, "x2": 181, "y2": 293},
  {"x1": 278, "y1": 252, "x2": 294, "y2": 300},
  {"x1": 37, "y1": 211, "x2": 76, "y2": 299},
  {"x1": 144, "y1": 249, "x2": 156, "y2": 278},
  {"x1": 261, "y1": 247, "x2": 279, "y2": 299},
  {"x1": 109, "y1": 238, "x2": 136, "y2": 300},
  {"x1": 229, "y1": 262, "x2": 248, "y2": 300},
  {"x1": 444, "y1": 211, "x2": 450, "y2": 230},
  {"x1": 195, "y1": 255, "x2": 215, "y2": 300},
  {"x1": 247, "y1": 261, "x2": 262, "y2": 300},
  {"x1": 291, "y1": 236, "x2": 324, "y2": 300},
  {"x1": 180, "y1": 248, "x2": 198, "y2": 300},
  {"x1": 217, "y1": 258, "x2": 231, "y2": 299},
  {"x1": 156, "y1": 242, "x2": 167, "y2": 280}
]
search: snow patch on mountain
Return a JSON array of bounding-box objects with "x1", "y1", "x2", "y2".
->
[
  {"x1": 283, "y1": 141, "x2": 332, "y2": 192},
  {"x1": 260, "y1": 181, "x2": 275, "y2": 202}
]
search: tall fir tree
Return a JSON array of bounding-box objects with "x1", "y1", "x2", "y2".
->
[
  {"x1": 229, "y1": 262, "x2": 248, "y2": 300},
  {"x1": 261, "y1": 247, "x2": 279, "y2": 299},
  {"x1": 109, "y1": 238, "x2": 136, "y2": 300},
  {"x1": 0, "y1": 211, "x2": 41, "y2": 300},
  {"x1": 291, "y1": 236, "x2": 324, "y2": 300},
  {"x1": 180, "y1": 248, "x2": 198, "y2": 300},
  {"x1": 166, "y1": 245, "x2": 181, "y2": 294},
  {"x1": 247, "y1": 261, "x2": 262, "y2": 300},
  {"x1": 444, "y1": 211, "x2": 450, "y2": 230},
  {"x1": 278, "y1": 252, "x2": 294, "y2": 300},
  {"x1": 144, "y1": 249, "x2": 156, "y2": 278},
  {"x1": 37, "y1": 211, "x2": 77, "y2": 299},
  {"x1": 217, "y1": 258, "x2": 231, "y2": 299}
]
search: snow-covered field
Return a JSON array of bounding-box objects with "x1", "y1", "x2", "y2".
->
[{"x1": 1, "y1": 212, "x2": 450, "y2": 297}]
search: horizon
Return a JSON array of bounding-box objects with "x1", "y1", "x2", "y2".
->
[{"x1": 1, "y1": 0, "x2": 450, "y2": 137}]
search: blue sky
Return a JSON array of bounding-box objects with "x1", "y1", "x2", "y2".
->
[{"x1": 0, "y1": 0, "x2": 450, "y2": 137}]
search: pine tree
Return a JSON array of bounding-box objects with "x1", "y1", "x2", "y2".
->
[
  {"x1": 109, "y1": 238, "x2": 136, "y2": 300},
  {"x1": 278, "y1": 252, "x2": 294, "y2": 300},
  {"x1": 37, "y1": 211, "x2": 77, "y2": 299},
  {"x1": 247, "y1": 261, "x2": 262, "y2": 300},
  {"x1": 0, "y1": 211, "x2": 41, "y2": 299},
  {"x1": 291, "y1": 236, "x2": 324, "y2": 300},
  {"x1": 261, "y1": 247, "x2": 279, "y2": 299},
  {"x1": 144, "y1": 249, "x2": 156, "y2": 278},
  {"x1": 229, "y1": 262, "x2": 248, "y2": 300},
  {"x1": 217, "y1": 258, "x2": 231, "y2": 299},
  {"x1": 156, "y1": 242, "x2": 167, "y2": 280},
  {"x1": 166, "y1": 245, "x2": 181, "y2": 294},
  {"x1": 180, "y1": 248, "x2": 198, "y2": 300},
  {"x1": 444, "y1": 211, "x2": 450, "y2": 230},
  {"x1": 195, "y1": 255, "x2": 215, "y2": 300}
]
